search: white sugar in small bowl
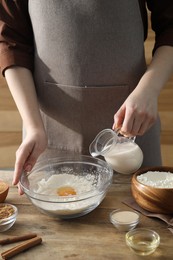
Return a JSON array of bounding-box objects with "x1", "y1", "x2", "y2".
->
[
  {"x1": 110, "y1": 209, "x2": 140, "y2": 231},
  {"x1": 131, "y1": 166, "x2": 173, "y2": 214}
]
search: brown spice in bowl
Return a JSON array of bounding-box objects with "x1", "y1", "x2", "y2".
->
[
  {"x1": 0, "y1": 181, "x2": 9, "y2": 203},
  {"x1": 0, "y1": 183, "x2": 7, "y2": 192},
  {"x1": 0, "y1": 204, "x2": 15, "y2": 220}
]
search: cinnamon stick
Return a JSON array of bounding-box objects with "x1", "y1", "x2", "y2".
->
[
  {"x1": 1, "y1": 236, "x2": 42, "y2": 259},
  {"x1": 0, "y1": 233, "x2": 37, "y2": 245}
]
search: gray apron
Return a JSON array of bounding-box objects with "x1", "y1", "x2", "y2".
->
[{"x1": 28, "y1": 0, "x2": 162, "y2": 166}]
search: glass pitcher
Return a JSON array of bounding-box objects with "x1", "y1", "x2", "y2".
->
[{"x1": 89, "y1": 129, "x2": 143, "y2": 174}]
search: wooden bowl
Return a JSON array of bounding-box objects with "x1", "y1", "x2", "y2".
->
[
  {"x1": 0, "y1": 180, "x2": 9, "y2": 203},
  {"x1": 131, "y1": 166, "x2": 173, "y2": 214}
]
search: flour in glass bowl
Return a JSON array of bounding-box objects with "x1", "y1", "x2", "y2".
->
[
  {"x1": 32, "y1": 174, "x2": 103, "y2": 216},
  {"x1": 137, "y1": 171, "x2": 173, "y2": 188},
  {"x1": 36, "y1": 174, "x2": 96, "y2": 195}
]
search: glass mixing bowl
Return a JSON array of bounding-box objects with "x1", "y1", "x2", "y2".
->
[{"x1": 20, "y1": 155, "x2": 113, "y2": 219}]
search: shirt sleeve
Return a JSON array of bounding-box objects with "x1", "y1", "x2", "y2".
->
[
  {"x1": 146, "y1": 0, "x2": 173, "y2": 53},
  {"x1": 0, "y1": 0, "x2": 34, "y2": 75}
]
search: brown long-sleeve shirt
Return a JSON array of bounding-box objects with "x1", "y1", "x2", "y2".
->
[{"x1": 0, "y1": 0, "x2": 173, "y2": 75}]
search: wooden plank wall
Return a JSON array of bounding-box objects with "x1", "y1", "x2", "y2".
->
[
  {"x1": 0, "y1": 14, "x2": 173, "y2": 168},
  {"x1": 0, "y1": 77, "x2": 22, "y2": 168}
]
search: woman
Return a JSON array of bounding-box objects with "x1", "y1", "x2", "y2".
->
[{"x1": 0, "y1": 0, "x2": 173, "y2": 192}]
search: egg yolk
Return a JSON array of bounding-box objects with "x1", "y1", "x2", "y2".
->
[{"x1": 57, "y1": 186, "x2": 77, "y2": 196}]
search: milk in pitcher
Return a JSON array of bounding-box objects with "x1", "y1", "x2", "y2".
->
[
  {"x1": 104, "y1": 141, "x2": 143, "y2": 174},
  {"x1": 89, "y1": 129, "x2": 143, "y2": 174}
]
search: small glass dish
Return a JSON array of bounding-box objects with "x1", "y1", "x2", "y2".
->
[
  {"x1": 125, "y1": 228, "x2": 160, "y2": 256},
  {"x1": 0, "y1": 203, "x2": 18, "y2": 232},
  {"x1": 110, "y1": 209, "x2": 139, "y2": 232}
]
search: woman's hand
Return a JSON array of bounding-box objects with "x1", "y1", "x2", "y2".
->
[
  {"x1": 14, "y1": 128, "x2": 47, "y2": 195},
  {"x1": 113, "y1": 46, "x2": 173, "y2": 137},
  {"x1": 113, "y1": 87, "x2": 158, "y2": 137}
]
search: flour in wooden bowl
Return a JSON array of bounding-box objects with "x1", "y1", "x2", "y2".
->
[{"x1": 137, "y1": 171, "x2": 173, "y2": 188}]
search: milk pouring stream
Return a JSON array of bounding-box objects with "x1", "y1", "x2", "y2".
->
[{"x1": 89, "y1": 129, "x2": 143, "y2": 174}]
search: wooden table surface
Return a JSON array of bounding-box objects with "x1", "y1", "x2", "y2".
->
[{"x1": 0, "y1": 170, "x2": 173, "y2": 260}]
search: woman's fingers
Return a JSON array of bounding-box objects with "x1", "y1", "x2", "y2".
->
[
  {"x1": 113, "y1": 99, "x2": 157, "y2": 137},
  {"x1": 13, "y1": 144, "x2": 33, "y2": 185},
  {"x1": 13, "y1": 130, "x2": 47, "y2": 188}
]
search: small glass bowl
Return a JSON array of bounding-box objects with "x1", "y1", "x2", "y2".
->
[
  {"x1": 110, "y1": 209, "x2": 139, "y2": 232},
  {"x1": 0, "y1": 203, "x2": 18, "y2": 232},
  {"x1": 125, "y1": 228, "x2": 160, "y2": 256}
]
